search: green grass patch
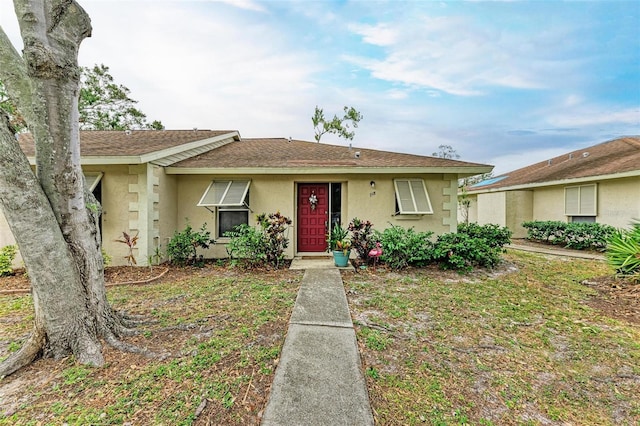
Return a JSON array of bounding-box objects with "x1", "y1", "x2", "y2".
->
[
  {"x1": 346, "y1": 251, "x2": 640, "y2": 425},
  {"x1": 0, "y1": 267, "x2": 301, "y2": 425}
]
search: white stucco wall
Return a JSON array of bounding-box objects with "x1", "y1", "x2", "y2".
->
[
  {"x1": 477, "y1": 192, "x2": 507, "y2": 227},
  {"x1": 597, "y1": 177, "x2": 640, "y2": 229}
]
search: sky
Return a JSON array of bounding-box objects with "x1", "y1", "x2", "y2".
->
[{"x1": 1, "y1": 0, "x2": 639, "y2": 175}]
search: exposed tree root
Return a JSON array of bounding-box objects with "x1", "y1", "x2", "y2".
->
[{"x1": 0, "y1": 328, "x2": 44, "y2": 379}]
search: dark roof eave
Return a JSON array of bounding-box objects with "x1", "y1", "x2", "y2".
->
[
  {"x1": 466, "y1": 169, "x2": 640, "y2": 194},
  {"x1": 165, "y1": 165, "x2": 494, "y2": 175}
]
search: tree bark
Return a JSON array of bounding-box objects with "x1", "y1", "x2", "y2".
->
[{"x1": 0, "y1": 0, "x2": 134, "y2": 378}]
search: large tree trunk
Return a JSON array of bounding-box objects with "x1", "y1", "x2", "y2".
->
[{"x1": 0, "y1": 0, "x2": 133, "y2": 378}]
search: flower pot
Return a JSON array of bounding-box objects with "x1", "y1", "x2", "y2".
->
[{"x1": 332, "y1": 250, "x2": 350, "y2": 267}]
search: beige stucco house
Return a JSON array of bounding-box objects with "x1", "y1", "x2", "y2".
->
[
  {"x1": 463, "y1": 136, "x2": 640, "y2": 238},
  {"x1": 1, "y1": 130, "x2": 492, "y2": 266}
]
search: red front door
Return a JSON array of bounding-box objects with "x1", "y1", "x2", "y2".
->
[{"x1": 297, "y1": 183, "x2": 329, "y2": 252}]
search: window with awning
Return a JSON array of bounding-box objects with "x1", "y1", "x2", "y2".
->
[
  {"x1": 394, "y1": 178, "x2": 433, "y2": 215},
  {"x1": 198, "y1": 180, "x2": 251, "y2": 237},
  {"x1": 198, "y1": 180, "x2": 251, "y2": 207},
  {"x1": 84, "y1": 172, "x2": 103, "y2": 192}
]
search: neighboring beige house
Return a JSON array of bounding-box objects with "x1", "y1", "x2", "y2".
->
[
  {"x1": 463, "y1": 136, "x2": 640, "y2": 238},
  {"x1": 1, "y1": 130, "x2": 492, "y2": 266}
]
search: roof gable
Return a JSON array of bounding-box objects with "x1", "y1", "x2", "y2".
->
[
  {"x1": 470, "y1": 136, "x2": 640, "y2": 191},
  {"x1": 18, "y1": 130, "x2": 240, "y2": 165}
]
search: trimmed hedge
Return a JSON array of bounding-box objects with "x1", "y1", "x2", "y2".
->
[
  {"x1": 522, "y1": 220, "x2": 615, "y2": 250},
  {"x1": 371, "y1": 222, "x2": 511, "y2": 272}
]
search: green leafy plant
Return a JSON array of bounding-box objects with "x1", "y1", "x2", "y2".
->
[
  {"x1": 166, "y1": 223, "x2": 214, "y2": 266},
  {"x1": 458, "y1": 222, "x2": 512, "y2": 249},
  {"x1": 115, "y1": 231, "x2": 139, "y2": 266},
  {"x1": 327, "y1": 225, "x2": 351, "y2": 255},
  {"x1": 606, "y1": 221, "x2": 640, "y2": 278},
  {"x1": 433, "y1": 232, "x2": 502, "y2": 272},
  {"x1": 225, "y1": 224, "x2": 267, "y2": 268},
  {"x1": 225, "y1": 212, "x2": 293, "y2": 269},
  {"x1": 375, "y1": 225, "x2": 434, "y2": 270},
  {"x1": 522, "y1": 220, "x2": 615, "y2": 250},
  {"x1": 0, "y1": 245, "x2": 17, "y2": 277},
  {"x1": 348, "y1": 218, "x2": 375, "y2": 262}
]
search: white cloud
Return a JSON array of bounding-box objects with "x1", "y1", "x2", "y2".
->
[
  {"x1": 218, "y1": 0, "x2": 267, "y2": 13},
  {"x1": 348, "y1": 23, "x2": 398, "y2": 46},
  {"x1": 346, "y1": 14, "x2": 571, "y2": 96},
  {"x1": 548, "y1": 106, "x2": 640, "y2": 128},
  {"x1": 76, "y1": 3, "x2": 321, "y2": 136}
]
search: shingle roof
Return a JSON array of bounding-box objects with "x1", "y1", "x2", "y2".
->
[
  {"x1": 469, "y1": 136, "x2": 640, "y2": 191},
  {"x1": 18, "y1": 130, "x2": 237, "y2": 157},
  {"x1": 169, "y1": 138, "x2": 490, "y2": 170}
]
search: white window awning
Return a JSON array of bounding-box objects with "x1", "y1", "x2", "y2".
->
[
  {"x1": 84, "y1": 172, "x2": 103, "y2": 192},
  {"x1": 198, "y1": 180, "x2": 251, "y2": 207},
  {"x1": 394, "y1": 178, "x2": 433, "y2": 214}
]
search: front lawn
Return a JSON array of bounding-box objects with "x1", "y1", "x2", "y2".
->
[
  {"x1": 0, "y1": 251, "x2": 637, "y2": 425},
  {"x1": 345, "y1": 250, "x2": 639, "y2": 425},
  {"x1": 0, "y1": 265, "x2": 301, "y2": 425}
]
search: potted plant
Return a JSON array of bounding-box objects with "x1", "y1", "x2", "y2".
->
[{"x1": 328, "y1": 225, "x2": 351, "y2": 267}]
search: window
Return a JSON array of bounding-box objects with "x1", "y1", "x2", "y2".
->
[
  {"x1": 198, "y1": 180, "x2": 251, "y2": 236},
  {"x1": 83, "y1": 172, "x2": 103, "y2": 192},
  {"x1": 394, "y1": 179, "x2": 433, "y2": 214},
  {"x1": 565, "y1": 184, "x2": 596, "y2": 216}
]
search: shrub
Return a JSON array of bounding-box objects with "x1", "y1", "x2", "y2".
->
[
  {"x1": 348, "y1": 218, "x2": 375, "y2": 262},
  {"x1": 225, "y1": 224, "x2": 266, "y2": 268},
  {"x1": 225, "y1": 212, "x2": 293, "y2": 269},
  {"x1": 167, "y1": 223, "x2": 214, "y2": 266},
  {"x1": 522, "y1": 220, "x2": 566, "y2": 243},
  {"x1": 458, "y1": 222, "x2": 512, "y2": 248},
  {"x1": 606, "y1": 221, "x2": 640, "y2": 277},
  {"x1": 433, "y1": 233, "x2": 502, "y2": 272},
  {"x1": 522, "y1": 220, "x2": 615, "y2": 250},
  {"x1": 0, "y1": 245, "x2": 17, "y2": 277},
  {"x1": 257, "y1": 211, "x2": 293, "y2": 269},
  {"x1": 375, "y1": 225, "x2": 434, "y2": 270},
  {"x1": 564, "y1": 222, "x2": 616, "y2": 250}
]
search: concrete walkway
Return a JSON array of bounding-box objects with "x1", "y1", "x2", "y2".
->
[
  {"x1": 261, "y1": 268, "x2": 374, "y2": 426},
  {"x1": 509, "y1": 243, "x2": 606, "y2": 260}
]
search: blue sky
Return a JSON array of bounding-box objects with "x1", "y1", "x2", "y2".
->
[{"x1": 1, "y1": 0, "x2": 638, "y2": 174}]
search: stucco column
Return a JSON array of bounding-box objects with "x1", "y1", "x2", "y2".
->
[
  {"x1": 127, "y1": 164, "x2": 160, "y2": 266},
  {"x1": 442, "y1": 174, "x2": 458, "y2": 233}
]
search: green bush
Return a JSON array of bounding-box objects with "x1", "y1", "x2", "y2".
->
[
  {"x1": 522, "y1": 220, "x2": 566, "y2": 243},
  {"x1": 606, "y1": 221, "x2": 640, "y2": 277},
  {"x1": 522, "y1": 220, "x2": 615, "y2": 250},
  {"x1": 375, "y1": 225, "x2": 433, "y2": 270},
  {"x1": 458, "y1": 222, "x2": 512, "y2": 248},
  {"x1": 0, "y1": 245, "x2": 17, "y2": 276},
  {"x1": 433, "y1": 233, "x2": 502, "y2": 272},
  {"x1": 225, "y1": 224, "x2": 266, "y2": 268},
  {"x1": 564, "y1": 222, "x2": 616, "y2": 250},
  {"x1": 167, "y1": 223, "x2": 214, "y2": 266},
  {"x1": 225, "y1": 212, "x2": 292, "y2": 269}
]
